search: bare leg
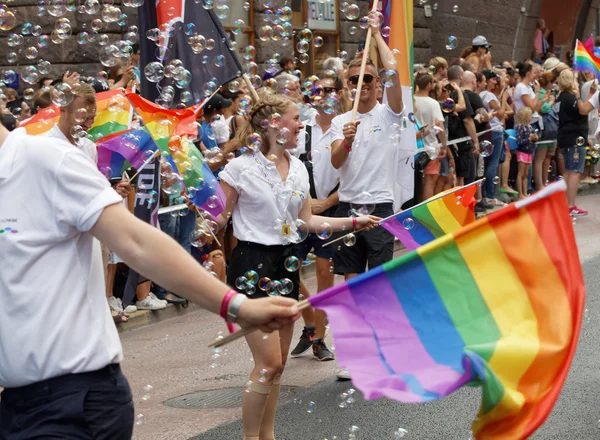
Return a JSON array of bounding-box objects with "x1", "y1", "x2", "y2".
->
[
  {"x1": 314, "y1": 257, "x2": 334, "y2": 339},
  {"x1": 516, "y1": 162, "x2": 526, "y2": 199},
  {"x1": 565, "y1": 171, "x2": 581, "y2": 207},
  {"x1": 421, "y1": 174, "x2": 438, "y2": 202},
  {"x1": 533, "y1": 147, "x2": 545, "y2": 191},
  {"x1": 259, "y1": 323, "x2": 295, "y2": 440},
  {"x1": 243, "y1": 330, "x2": 283, "y2": 440},
  {"x1": 500, "y1": 148, "x2": 512, "y2": 190},
  {"x1": 106, "y1": 264, "x2": 117, "y2": 298},
  {"x1": 135, "y1": 280, "x2": 152, "y2": 301},
  {"x1": 298, "y1": 280, "x2": 315, "y2": 327}
]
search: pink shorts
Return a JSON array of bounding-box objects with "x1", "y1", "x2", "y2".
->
[
  {"x1": 424, "y1": 158, "x2": 441, "y2": 175},
  {"x1": 516, "y1": 151, "x2": 533, "y2": 164}
]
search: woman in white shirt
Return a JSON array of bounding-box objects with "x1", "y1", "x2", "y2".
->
[
  {"x1": 514, "y1": 62, "x2": 542, "y2": 128},
  {"x1": 218, "y1": 92, "x2": 378, "y2": 440}
]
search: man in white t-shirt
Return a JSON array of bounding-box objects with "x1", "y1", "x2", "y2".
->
[
  {"x1": 0, "y1": 126, "x2": 300, "y2": 439},
  {"x1": 329, "y1": 20, "x2": 405, "y2": 282}
]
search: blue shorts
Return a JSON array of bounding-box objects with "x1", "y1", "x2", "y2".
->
[{"x1": 562, "y1": 146, "x2": 586, "y2": 173}]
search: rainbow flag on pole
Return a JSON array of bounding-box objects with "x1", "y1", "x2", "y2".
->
[
  {"x1": 126, "y1": 92, "x2": 226, "y2": 216},
  {"x1": 380, "y1": 0, "x2": 417, "y2": 207},
  {"x1": 21, "y1": 89, "x2": 132, "y2": 141},
  {"x1": 309, "y1": 181, "x2": 584, "y2": 439},
  {"x1": 574, "y1": 39, "x2": 600, "y2": 78},
  {"x1": 97, "y1": 128, "x2": 158, "y2": 178},
  {"x1": 381, "y1": 184, "x2": 477, "y2": 250}
]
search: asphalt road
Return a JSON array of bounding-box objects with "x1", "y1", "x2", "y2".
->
[{"x1": 192, "y1": 255, "x2": 600, "y2": 440}]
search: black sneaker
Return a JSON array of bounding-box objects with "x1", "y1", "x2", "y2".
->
[
  {"x1": 474, "y1": 201, "x2": 488, "y2": 213},
  {"x1": 290, "y1": 327, "x2": 315, "y2": 357},
  {"x1": 313, "y1": 340, "x2": 335, "y2": 361}
]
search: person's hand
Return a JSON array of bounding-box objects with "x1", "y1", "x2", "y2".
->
[
  {"x1": 62, "y1": 70, "x2": 80, "y2": 86},
  {"x1": 343, "y1": 121, "x2": 361, "y2": 146},
  {"x1": 533, "y1": 80, "x2": 541, "y2": 94},
  {"x1": 355, "y1": 215, "x2": 381, "y2": 231},
  {"x1": 236, "y1": 296, "x2": 301, "y2": 332},
  {"x1": 123, "y1": 66, "x2": 135, "y2": 82},
  {"x1": 367, "y1": 11, "x2": 381, "y2": 35},
  {"x1": 311, "y1": 198, "x2": 330, "y2": 215},
  {"x1": 472, "y1": 141, "x2": 480, "y2": 157},
  {"x1": 483, "y1": 51, "x2": 492, "y2": 64},
  {"x1": 114, "y1": 178, "x2": 131, "y2": 198}
]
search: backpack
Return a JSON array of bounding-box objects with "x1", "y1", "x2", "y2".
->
[{"x1": 541, "y1": 106, "x2": 559, "y2": 141}]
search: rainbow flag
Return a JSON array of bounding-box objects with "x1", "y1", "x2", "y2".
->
[
  {"x1": 21, "y1": 89, "x2": 131, "y2": 141},
  {"x1": 309, "y1": 181, "x2": 584, "y2": 440},
  {"x1": 126, "y1": 93, "x2": 226, "y2": 216},
  {"x1": 381, "y1": 184, "x2": 477, "y2": 250},
  {"x1": 574, "y1": 39, "x2": 600, "y2": 78},
  {"x1": 381, "y1": 0, "x2": 417, "y2": 207},
  {"x1": 97, "y1": 128, "x2": 158, "y2": 179}
]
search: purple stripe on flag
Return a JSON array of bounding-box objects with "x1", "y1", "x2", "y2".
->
[
  {"x1": 381, "y1": 217, "x2": 421, "y2": 250},
  {"x1": 350, "y1": 268, "x2": 464, "y2": 397},
  {"x1": 310, "y1": 282, "x2": 423, "y2": 403}
]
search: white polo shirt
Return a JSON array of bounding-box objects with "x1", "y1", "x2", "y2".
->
[
  {"x1": 0, "y1": 131, "x2": 123, "y2": 388},
  {"x1": 219, "y1": 150, "x2": 310, "y2": 245},
  {"x1": 47, "y1": 123, "x2": 98, "y2": 164},
  {"x1": 308, "y1": 122, "x2": 339, "y2": 200},
  {"x1": 330, "y1": 100, "x2": 405, "y2": 204}
]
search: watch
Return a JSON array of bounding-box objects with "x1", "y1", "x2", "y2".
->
[{"x1": 226, "y1": 294, "x2": 248, "y2": 323}]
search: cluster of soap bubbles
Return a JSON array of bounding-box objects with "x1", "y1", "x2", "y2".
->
[
  {"x1": 338, "y1": 388, "x2": 357, "y2": 408},
  {"x1": 235, "y1": 270, "x2": 294, "y2": 296}
]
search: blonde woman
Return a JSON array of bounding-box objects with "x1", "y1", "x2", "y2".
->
[
  {"x1": 556, "y1": 69, "x2": 598, "y2": 215},
  {"x1": 217, "y1": 92, "x2": 378, "y2": 440}
]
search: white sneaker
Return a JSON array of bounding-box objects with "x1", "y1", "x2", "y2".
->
[
  {"x1": 124, "y1": 303, "x2": 137, "y2": 314},
  {"x1": 136, "y1": 296, "x2": 167, "y2": 310},
  {"x1": 149, "y1": 292, "x2": 168, "y2": 305},
  {"x1": 336, "y1": 368, "x2": 351, "y2": 381},
  {"x1": 107, "y1": 296, "x2": 123, "y2": 313}
]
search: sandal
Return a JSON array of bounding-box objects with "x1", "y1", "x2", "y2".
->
[
  {"x1": 112, "y1": 310, "x2": 129, "y2": 323},
  {"x1": 499, "y1": 188, "x2": 518, "y2": 195}
]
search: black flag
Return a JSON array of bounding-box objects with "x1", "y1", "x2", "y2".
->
[{"x1": 138, "y1": 0, "x2": 244, "y2": 103}]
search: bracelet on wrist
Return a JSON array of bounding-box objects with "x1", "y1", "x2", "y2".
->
[
  {"x1": 352, "y1": 217, "x2": 357, "y2": 230},
  {"x1": 226, "y1": 294, "x2": 248, "y2": 323},
  {"x1": 220, "y1": 289, "x2": 237, "y2": 320},
  {"x1": 342, "y1": 139, "x2": 352, "y2": 152}
]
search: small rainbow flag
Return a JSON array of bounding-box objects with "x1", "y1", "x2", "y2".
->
[
  {"x1": 21, "y1": 89, "x2": 131, "y2": 142},
  {"x1": 97, "y1": 128, "x2": 158, "y2": 179},
  {"x1": 380, "y1": 183, "x2": 477, "y2": 250},
  {"x1": 126, "y1": 93, "x2": 226, "y2": 216},
  {"x1": 574, "y1": 39, "x2": 600, "y2": 78},
  {"x1": 309, "y1": 181, "x2": 584, "y2": 439}
]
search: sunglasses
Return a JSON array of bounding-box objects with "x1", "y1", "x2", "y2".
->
[
  {"x1": 349, "y1": 74, "x2": 375, "y2": 85},
  {"x1": 312, "y1": 86, "x2": 338, "y2": 96}
]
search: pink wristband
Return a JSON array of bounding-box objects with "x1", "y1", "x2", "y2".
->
[
  {"x1": 342, "y1": 139, "x2": 352, "y2": 152},
  {"x1": 352, "y1": 217, "x2": 357, "y2": 230},
  {"x1": 220, "y1": 289, "x2": 237, "y2": 320}
]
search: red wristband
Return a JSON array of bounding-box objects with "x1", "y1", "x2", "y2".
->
[
  {"x1": 342, "y1": 139, "x2": 352, "y2": 152},
  {"x1": 220, "y1": 289, "x2": 237, "y2": 320},
  {"x1": 352, "y1": 217, "x2": 357, "y2": 229}
]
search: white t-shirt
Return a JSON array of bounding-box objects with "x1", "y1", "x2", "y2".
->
[
  {"x1": 0, "y1": 131, "x2": 123, "y2": 388},
  {"x1": 479, "y1": 91, "x2": 503, "y2": 128},
  {"x1": 47, "y1": 123, "x2": 98, "y2": 164},
  {"x1": 514, "y1": 82, "x2": 541, "y2": 125},
  {"x1": 307, "y1": 122, "x2": 339, "y2": 200},
  {"x1": 415, "y1": 95, "x2": 444, "y2": 150},
  {"x1": 219, "y1": 150, "x2": 310, "y2": 245},
  {"x1": 330, "y1": 101, "x2": 405, "y2": 204}
]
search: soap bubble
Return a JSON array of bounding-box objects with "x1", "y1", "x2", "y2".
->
[
  {"x1": 452, "y1": 4, "x2": 459, "y2": 12},
  {"x1": 493, "y1": 176, "x2": 500, "y2": 184},
  {"x1": 142, "y1": 384, "x2": 153, "y2": 401},
  {"x1": 402, "y1": 218, "x2": 415, "y2": 230},
  {"x1": 145, "y1": 61, "x2": 165, "y2": 82},
  {"x1": 136, "y1": 414, "x2": 144, "y2": 425},
  {"x1": 74, "y1": 108, "x2": 88, "y2": 123},
  {"x1": 346, "y1": 4, "x2": 360, "y2": 19},
  {"x1": 576, "y1": 136, "x2": 585, "y2": 146},
  {"x1": 441, "y1": 98, "x2": 456, "y2": 113},
  {"x1": 258, "y1": 277, "x2": 272, "y2": 291},
  {"x1": 307, "y1": 401, "x2": 315, "y2": 413},
  {"x1": 446, "y1": 36, "x2": 458, "y2": 50},
  {"x1": 280, "y1": 278, "x2": 293, "y2": 295},
  {"x1": 50, "y1": 83, "x2": 74, "y2": 107},
  {"x1": 317, "y1": 223, "x2": 332, "y2": 240},
  {"x1": 343, "y1": 233, "x2": 356, "y2": 247},
  {"x1": 428, "y1": 65, "x2": 436, "y2": 75},
  {"x1": 394, "y1": 428, "x2": 408, "y2": 439},
  {"x1": 245, "y1": 270, "x2": 258, "y2": 285},
  {"x1": 284, "y1": 256, "x2": 300, "y2": 272},
  {"x1": 313, "y1": 36, "x2": 323, "y2": 47},
  {"x1": 479, "y1": 140, "x2": 494, "y2": 158},
  {"x1": 381, "y1": 70, "x2": 398, "y2": 87}
]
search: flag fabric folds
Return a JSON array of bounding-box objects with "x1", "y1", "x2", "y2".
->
[
  {"x1": 21, "y1": 89, "x2": 131, "y2": 140},
  {"x1": 380, "y1": 184, "x2": 477, "y2": 250},
  {"x1": 574, "y1": 39, "x2": 600, "y2": 78},
  {"x1": 97, "y1": 128, "x2": 158, "y2": 179},
  {"x1": 308, "y1": 181, "x2": 584, "y2": 440},
  {"x1": 126, "y1": 92, "x2": 226, "y2": 216},
  {"x1": 137, "y1": 0, "x2": 243, "y2": 104}
]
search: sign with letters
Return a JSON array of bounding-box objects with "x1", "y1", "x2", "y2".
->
[{"x1": 307, "y1": 0, "x2": 337, "y2": 31}]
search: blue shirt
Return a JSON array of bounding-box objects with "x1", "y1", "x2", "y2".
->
[{"x1": 201, "y1": 121, "x2": 222, "y2": 180}]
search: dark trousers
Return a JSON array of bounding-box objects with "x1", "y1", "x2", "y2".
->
[{"x1": 0, "y1": 364, "x2": 134, "y2": 440}]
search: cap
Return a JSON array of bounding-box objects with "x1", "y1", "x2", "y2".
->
[
  {"x1": 542, "y1": 57, "x2": 561, "y2": 73},
  {"x1": 204, "y1": 93, "x2": 232, "y2": 113},
  {"x1": 482, "y1": 69, "x2": 498, "y2": 81},
  {"x1": 220, "y1": 89, "x2": 244, "y2": 101},
  {"x1": 472, "y1": 35, "x2": 491, "y2": 48}
]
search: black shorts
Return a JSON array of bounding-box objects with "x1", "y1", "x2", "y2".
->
[
  {"x1": 452, "y1": 141, "x2": 475, "y2": 179},
  {"x1": 227, "y1": 241, "x2": 301, "y2": 300},
  {"x1": 0, "y1": 364, "x2": 133, "y2": 440},
  {"x1": 332, "y1": 202, "x2": 395, "y2": 275},
  {"x1": 297, "y1": 205, "x2": 337, "y2": 261}
]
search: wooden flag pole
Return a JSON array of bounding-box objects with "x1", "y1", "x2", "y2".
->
[
  {"x1": 242, "y1": 73, "x2": 260, "y2": 102},
  {"x1": 351, "y1": 1, "x2": 380, "y2": 122}
]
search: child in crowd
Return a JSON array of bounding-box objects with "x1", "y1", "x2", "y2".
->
[{"x1": 515, "y1": 107, "x2": 538, "y2": 199}]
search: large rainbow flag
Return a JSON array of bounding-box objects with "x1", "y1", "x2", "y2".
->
[
  {"x1": 381, "y1": 0, "x2": 416, "y2": 208},
  {"x1": 309, "y1": 181, "x2": 584, "y2": 439},
  {"x1": 21, "y1": 89, "x2": 131, "y2": 142},
  {"x1": 574, "y1": 39, "x2": 600, "y2": 78},
  {"x1": 381, "y1": 184, "x2": 477, "y2": 250},
  {"x1": 126, "y1": 92, "x2": 226, "y2": 216}
]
